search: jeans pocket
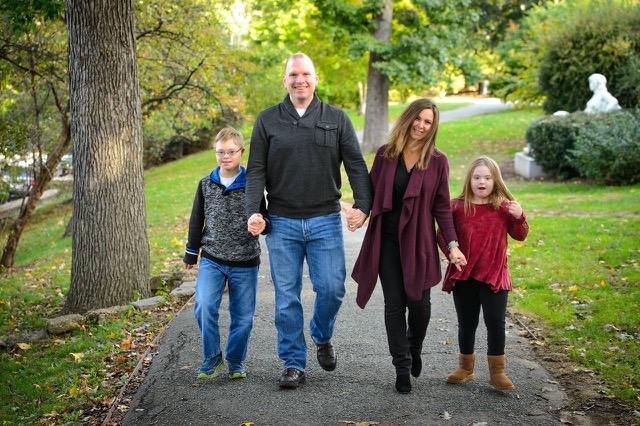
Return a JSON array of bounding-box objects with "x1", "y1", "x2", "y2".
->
[{"x1": 314, "y1": 121, "x2": 338, "y2": 147}]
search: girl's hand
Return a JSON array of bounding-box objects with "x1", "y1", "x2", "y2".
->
[
  {"x1": 184, "y1": 262, "x2": 194, "y2": 270},
  {"x1": 507, "y1": 201, "x2": 523, "y2": 218},
  {"x1": 449, "y1": 247, "x2": 467, "y2": 272}
]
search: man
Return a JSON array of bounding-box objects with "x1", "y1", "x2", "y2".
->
[{"x1": 246, "y1": 53, "x2": 371, "y2": 388}]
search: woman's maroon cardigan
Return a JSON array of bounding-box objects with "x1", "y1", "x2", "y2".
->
[{"x1": 351, "y1": 146, "x2": 457, "y2": 308}]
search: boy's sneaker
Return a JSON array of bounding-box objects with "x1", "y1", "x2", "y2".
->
[
  {"x1": 228, "y1": 370, "x2": 247, "y2": 379},
  {"x1": 197, "y1": 355, "x2": 225, "y2": 380}
]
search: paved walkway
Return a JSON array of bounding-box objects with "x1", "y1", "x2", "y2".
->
[{"x1": 124, "y1": 214, "x2": 567, "y2": 425}]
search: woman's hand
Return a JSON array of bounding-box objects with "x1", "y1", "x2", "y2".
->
[
  {"x1": 342, "y1": 206, "x2": 367, "y2": 232},
  {"x1": 449, "y1": 247, "x2": 467, "y2": 272}
]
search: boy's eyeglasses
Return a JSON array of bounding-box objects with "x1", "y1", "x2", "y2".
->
[{"x1": 215, "y1": 149, "x2": 242, "y2": 157}]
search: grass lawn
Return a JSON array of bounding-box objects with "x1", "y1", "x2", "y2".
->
[{"x1": 1, "y1": 107, "x2": 638, "y2": 423}]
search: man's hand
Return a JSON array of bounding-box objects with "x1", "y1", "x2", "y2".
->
[
  {"x1": 247, "y1": 213, "x2": 266, "y2": 236},
  {"x1": 342, "y1": 206, "x2": 367, "y2": 232},
  {"x1": 184, "y1": 262, "x2": 194, "y2": 270}
]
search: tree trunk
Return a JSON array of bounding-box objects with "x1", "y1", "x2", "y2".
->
[
  {"x1": 1, "y1": 119, "x2": 70, "y2": 268},
  {"x1": 362, "y1": 0, "x2": 393, "y2": 153},
  {"x1": 65, "y1": 0, "x2": 150, "y2": 312}
]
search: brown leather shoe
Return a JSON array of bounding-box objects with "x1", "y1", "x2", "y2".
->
[
  {"x1": 316, "y1": 342, "x2": 337, "y2": 371},
  {"x1": 279, "y1": 368, "x2": 306, "y2": 389}
]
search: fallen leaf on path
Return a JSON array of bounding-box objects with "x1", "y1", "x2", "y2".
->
[
  {"x1": 70, "y1": 352, "x2": 85, "y2": 362},
  {"x1": 17, "y1": 343, "x2": 31, "y2": 350}
]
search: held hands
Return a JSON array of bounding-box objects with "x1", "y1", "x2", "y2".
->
[
  {"x1": 449, "y1": 247, "x2": 467, "y2": 272},
  {"x1": 247, "y1": 213, "x2": 266, "y2": 236},
  {"x1": 507, "y1": 201, "x2": 523, "y2": 219},
  {"x1": 342, "y1": 206, "x2": 367, "y2": 232},
  {"x1": 184, "y1": 263, "x2": 194, "y2": 270}
]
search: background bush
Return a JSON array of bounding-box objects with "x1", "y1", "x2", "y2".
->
[
  {"x1": 525, "y1": 113, "x2": 589, "y2": 179},
  {"x1": 572, "y1": 109, "x2": 640, "y2": 185},
  {"x1": 539, "y1": 3, "x2": 640, "y2": 114}
]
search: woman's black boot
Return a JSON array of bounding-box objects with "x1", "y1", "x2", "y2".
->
[{"x1": 395, "y1": 374, "x2": 411, "y2": 394}]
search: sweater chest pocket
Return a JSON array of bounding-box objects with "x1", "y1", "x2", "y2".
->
[{"x1": 314, "y1": 121, "x2": 338, "y2": 147}]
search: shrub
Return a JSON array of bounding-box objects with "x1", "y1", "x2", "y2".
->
[
  {"x1": 525, "y1": 113, "x2": 591, "y2": 179},
  {"x1": 571, "y1": 110, "x2": 640, "y2": 185},
  {"x1": 539, "y1": 3, "x2": 640, "y2": 114}
]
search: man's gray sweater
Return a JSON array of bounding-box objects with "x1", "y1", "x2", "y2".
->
[{"x1": 246, "y1": 95, "x2": 372, "y2": 218}]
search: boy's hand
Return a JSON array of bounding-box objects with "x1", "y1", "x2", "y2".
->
[
  {"x1": 507, "y1": 201, "x2": 523, "y2": 218},
  {"x1": 184, "y1": 262, "x2": 194, "y2": 270},
  {"x1": 449, "y1": 247, "x2": 467, "y2": 272},
  {"x1": 248, "y1": 213, "x2": 265, "y2": 236}
]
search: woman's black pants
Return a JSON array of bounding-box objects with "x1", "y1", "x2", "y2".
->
[
  {"x1": 379, "y1": 238, "x2": 431, "y2": 375},
  {"x1": 452, "y1": 278, "x2": 508, "y2": 356}
]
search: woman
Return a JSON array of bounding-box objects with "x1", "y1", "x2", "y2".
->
[{"x1": 351, "y1": 98, "x2": 466, "y2": 394}]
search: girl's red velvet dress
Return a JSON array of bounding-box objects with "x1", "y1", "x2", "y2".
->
[{"x1": 438, "y1": 199, "x2": 529, "y2": 293}]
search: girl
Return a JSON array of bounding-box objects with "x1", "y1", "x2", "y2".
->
[
  {"x1": 438, "y1": 155, "x2": 529, "y2": 390},
  {"x1": 352, "y1": 99, "x2": 466, "y2": 394}
]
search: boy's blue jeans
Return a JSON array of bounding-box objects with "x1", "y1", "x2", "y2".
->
[
  {"x1": 194, "y1": 257, "x2": 258, "y2": 372},
  {"x1": 265, "y1": 212, "x2": 346, "y2": 371}
]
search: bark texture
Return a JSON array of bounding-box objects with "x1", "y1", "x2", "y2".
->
[
  {"x1": 362, "y1": 0, "x2": 393, "y2": 153},
  {"x1": 65, "y1": 0, "x2": 150, "y2": 312}
]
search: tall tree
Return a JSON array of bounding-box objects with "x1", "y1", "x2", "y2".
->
[
  {"x1": 314, "y1": 0, "x2": 478, "y2": 151},
  {"x1": 65, "y1": 0, "x2": 150, "y2": 312},
  {"x1": 362, "y1": 0, "x2": 392, "y2": 153}
]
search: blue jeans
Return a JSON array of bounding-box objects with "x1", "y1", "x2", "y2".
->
[
  {"x1": 194, "y1": 257, "x2": 258, "y2": 372},
  {"x1": 266, "y1": 212, "x2": 346, "y2": 371}
]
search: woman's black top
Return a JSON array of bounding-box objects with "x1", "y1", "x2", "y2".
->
[{"x1": 381, "y1": 156, "x2": 413, "y2": 242}]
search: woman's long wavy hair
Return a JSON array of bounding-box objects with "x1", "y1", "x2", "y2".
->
[
  {"x1": 457, "y1": 156, "x2": 514, "y2": 215},
  {"x1": 383, "y1": 98, "x2": 439, "y2": 170}
]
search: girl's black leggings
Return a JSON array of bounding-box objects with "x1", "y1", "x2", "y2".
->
[{"x1": 452, "y1": 278, "x2": 508, "y2": 356}]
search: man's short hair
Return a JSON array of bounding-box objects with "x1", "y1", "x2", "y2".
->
[
  {"x1": 215, "y1": 127, "x2": 244, "y2": 149},
  {"x1": 284, "y1": 52, "x2": 316, "y2": 75}
]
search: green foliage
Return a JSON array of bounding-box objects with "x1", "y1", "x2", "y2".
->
[
  {"x1": 248, "y1": 0, "x2": 367, "y2": 109},
  {"x1": 491, "y1": 1, "x2": 578, "y2": 105},
  {"x1": 313, "y1": 0, "x2": 480, "y2": 94},
  {"x1": 0, "y1": 0, "x2": 63, "y2": 34},
  {"x1": 539, "y1": 3, "x2": 640, "y2": 113},
  {"x1": 571, "y1": 110, "x2": 640, "y2": 185},
  {"x1": 525, "y1": 113, "x2": 589, "y2": 179}
]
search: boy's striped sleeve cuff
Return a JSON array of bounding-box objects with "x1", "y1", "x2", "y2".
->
[{"x1": 184, "y1": 245, "x2": 199, "y2": 265}]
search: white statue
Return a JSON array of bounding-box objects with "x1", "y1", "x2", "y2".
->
[{"x1": 584, "y1": 73, "x2": 621, "y2": 113}]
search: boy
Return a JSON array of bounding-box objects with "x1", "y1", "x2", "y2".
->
[{"x1": 184, "y1": 127, "x2": 267, "y2": 379}]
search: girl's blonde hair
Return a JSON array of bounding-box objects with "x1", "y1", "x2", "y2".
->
[
  {"x1": 458, "y1": 155, "x2": 514, "y2": 215},
  {"x1": 383, "y1": 98, "x2": 439, "y2": 170}
]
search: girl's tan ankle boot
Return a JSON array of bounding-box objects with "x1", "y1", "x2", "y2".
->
[
  {"x1": 446, "y1": 353, "x2": 475, "y2": 384},
  {"x1": 488, "y1": 354, "x2": 514, "y2": 390}
]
